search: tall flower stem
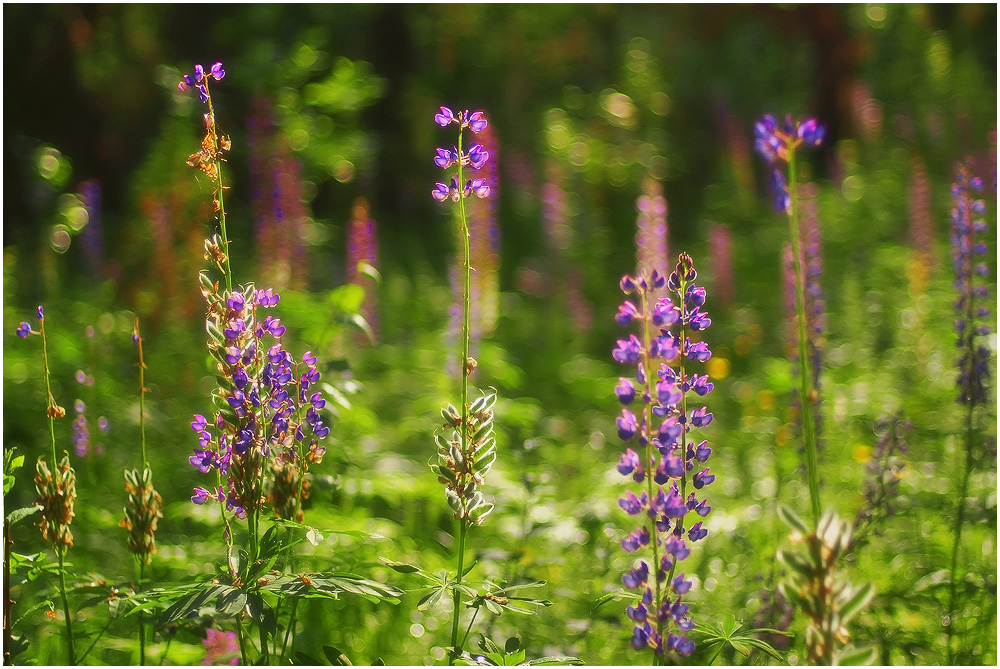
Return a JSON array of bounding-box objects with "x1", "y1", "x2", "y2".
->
[
  {"x1": 39, "y1": 317, "x2": 75, "y2": 665},
  {"x1": 135, "y1": 319, "x2": 148, "y2": 665},
  {"x1": 450, "y1": 127, "x2": 472, "y2": 667},
  {"x1": 203, "y1": 78, "x2": 233, "y2": 294},
  {"x1": 946, "y1": 179, "x2": 981, "y2": 663},
  {"x1": 786, "y1": 150, "x2": 822, "y2": 525},
  {"x1": 946, "y1": 413, "x2": 974, "y2": 664},
  {"x1": 637, "y1": 288, "x2": 664, "y2": 663}
]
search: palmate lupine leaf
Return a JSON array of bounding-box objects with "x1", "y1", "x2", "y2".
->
[{"x1": 693, "y1": 614, "x2": 791, "y2": 663}]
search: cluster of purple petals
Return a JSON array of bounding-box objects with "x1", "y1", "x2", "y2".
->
[
  {"x1": 951, "y1": 164, "x2": 991, "y2": 406},
  {"x1": 432, "y1": 106, "x2": 491, "y2": 202},
  {"x1": 14, "y1": 306, "x2": 43, "y2": 338},
  {"x1": 178, "y1": 62, "x2": 225, "y2": 103},
  {"x1": 753, "y1": 114, "x2": 825, "y2": 213},
  {"x1": 72, "y1": 400, "x2": 90, "y2": 457},
  {"x1": 613, "y1": 254, "x2": 714, "y2": 658},
  {"x1": 188, "y1": 287, "x2": 329, "y2": 518}
]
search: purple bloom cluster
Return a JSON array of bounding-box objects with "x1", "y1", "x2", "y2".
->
[
  {"x1": 951, "y1": 164, "x2": 991, "y2": 406},
  {"x1": 178, "y1": 62, "x2": 225, "y2": 103},
  {"x1": 188, "y1": 284, "x2": 329, "y2": 519},
  {"x1": 72, "y1": 400, "x2": 90, "y2": 457},
  {"x1": 613, "y1": 253, "x2": 714, "y2": 658},
  {"x1": 754, "y1": 114, "x2": 825, "y2": 212},
  {"x1": 432, "y1": 106, "x2": 491, "y2": 202}
]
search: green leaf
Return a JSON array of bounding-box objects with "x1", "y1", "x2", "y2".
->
[
  {"x1": 380, "y1": 559, "x2": 421, "y2": 574},
  {"x1": 834, "y1": 644, "x2": 877, "y2": 666},
  {"x1": 6, "y1": 505, "x2": 41, "y2": 526},
  {"x1": 525, "y1": 657, "x2": 585, "y2": 666},
  {"x1": 778, "y1": 505, "x2": 812, "y2": 535},
  {"x1": 777, "y1": 548, "x2": 815, "y2": 578},
  {"x1": 417, "y1": 586, "x2": 446, "y2": 611},
  {"x1": 838, "y1": 582, "x2": 876, "y2": 625},
  {"x1": 592, "y1": 588, "x2": 640, "y2": 612},
  {"x1": 216, "y1": 588, "x2": 247, "y2": 616},
  {"x1": 12, "y1": 599, "x2": 54, "y2": 629},
  {"x1": 158, "y1": 584, "x2": 234, "y2": 626},
  {"x1": 736, "y1": 637, "x2": 789, "y2": 661},
  {"x1": 721, "y1": 613, "x2": 738, "y2": 637},
  {"x1": 323, "y1": 645, "x2": 354, "y2": 666},
  {"x1": 504, "y1": 650, "x2": 526, "y2": 665},
  {"x1": 496, "y1": 581, "x2": 546, "y2": 595},
  {"x1": 480, "y1": 636, "x2": 504, "y2": 655},
  {"x1": 294, "y1": 651, "x2": 323, "y2": 665},
  {"x1": 246, "y1": 592, "x2": 277, "y2": 637},
  {"x1": 504, "y1": 636, "x2": 521, "y2": 654}
]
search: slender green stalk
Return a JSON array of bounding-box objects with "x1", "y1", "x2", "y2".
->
[
  {"x1": 203, "y1": 78, "x2": 233, "y2": 294},
  {"x1": 637, "y1": 287, "x2": 664, "y2": 663},
  {"x1": 450, "y1": 520, "x2": 469, "y2": 665},
  {"x1": 449, "y1": 124, "x2": 473, "y2": 666},
  {"x1": 786, "y1": 150, "x2": 822, "y2": 525},
  {"x1": 135, "y1": 319, "x2": 149, "y2": 665},
  {"x1": 39, "y1": 317, "x2": 76, "y2": 665},
  {"x1": 459, "y1": 605, "x2": 480, "y2": 651},
  {"x1": 947, "y1": 296, "x2": 979, "y2": 662},
  {"x1": 236, "y1": 619, "x2": 250, "y2": 666},
  {"x1": 279, "y1": 599, "x2": 299, "y2": 664}
]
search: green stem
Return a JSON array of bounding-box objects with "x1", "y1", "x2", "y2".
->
[
  {"x1": 279, "y1": 599, "x2": 299, "y2": 664},
  {"x1": 449, "y1": 519, "x2": 469, "y2": 665},
  {"x1": 786, "y1": 150, "x2": 822, "y2": 526},
  {"x1": 638, "y1": 286, "x2": 664, "y2": 657},
  {"x1": 134, "y1": 319, "x2": 149, "y2": 665},
  {"x1": 947, "y1": 382, "x2": 977, "y2": 663},
  {"x1": 138, "y1": 561, "x2": 147, "y2": 665},
  {"x1": 57, "y1": 556, "x2": 75, "y2": 665},
  {"x1": 450, "y1": 124, "x2": 473, "y2": 666},
  {"x1": 459, "y1": 605, "x2": 480, "y2": 651},
  {"x1": 236, "y1": 619, "x2": 250, "y2": 666},
  {"x1": 40, "y1": 318, "x2": 76, "y2": 665},
  {"x1": 203, "y1": 79, "x2": 233, "y2": 294}
]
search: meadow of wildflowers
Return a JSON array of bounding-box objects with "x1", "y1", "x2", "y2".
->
[{"x1": 3, "y1": 5, "x2": 996, "y2": 667}]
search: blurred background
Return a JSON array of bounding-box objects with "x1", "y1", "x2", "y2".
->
[{"x1": 3, "y1": 4, "x2": 997, "y2": 666}]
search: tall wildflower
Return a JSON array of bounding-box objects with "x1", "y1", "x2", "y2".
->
[
  {"x1": 853, "y1": 413, "x2": 909, "y2": 550},
  {"x1": 180, "y1": 61, "x2": 330, "y2": 547},
  {"x1": 946, "y1": 163, "x2": 992, "y2": 663},
  {"x1": 16, "y1": 307, "x2": 76, "y2": 664},
  {"x1": 708, "y1": 224, "x2": 734, "y2": 310},
  {"x1": 121, "y1": 319, "x2": 162, "y2": 665},
  {"x1": 635, "y1": 176, "x2": 670, "y2": 291},
  {"x1": 77, "y1": 179, "x2": 105, "y2": 282},
  {"x1": 465, "y1": 121, "x2": 500, "y2": 341},
  {"x1": 908, "y1": 155, "x2": 935, "y2": 270},
  {"x1": 613, "y1": 253, "x2": 715, "y2": 658},
  {"x1": 781, "y1": 182, "x2": 825, "y2": 447},
  {"x1": 429, "y1": 105, "x2": 496, "y2": 664},
  {"x1": 754, "y1": 113, "x2": 825, "y2": 523},
  {"x1": 542, "y1": 161, "x2": 593, "y2": 334},
  {"x1": 347, "y1": 197, "x2": 380, "y2": 342}
]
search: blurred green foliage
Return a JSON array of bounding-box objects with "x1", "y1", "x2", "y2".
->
[{"x1": 3, "y1": 4, "x2": 996, "y2": 666}]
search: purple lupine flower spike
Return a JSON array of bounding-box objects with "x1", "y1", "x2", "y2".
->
[
  {"x1": 754, "y1": 114, "x2": 825, "y2": 212},
  {"x1": 16, "y1": 322, "x2": 31, "y2": 338},
  {"x1": 612, "y1": 252, "x2": 713, "y2": 658},
  {"x1": 432, "y1": 106, "x2": 491, "y2": 202}
]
